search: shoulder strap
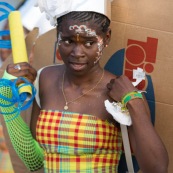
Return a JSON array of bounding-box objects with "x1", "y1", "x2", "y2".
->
[
  {"x1": 120, "y1": 124, "x2": 135, "y2": 173},
  {"x1": 34, "y1": 64, "x2": 60, "y2": 107},
  {"x1": 34, "y1": 67, "x2": 43, "y2": 108}
]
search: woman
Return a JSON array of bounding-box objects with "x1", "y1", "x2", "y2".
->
[{"x1": 0, "y1": 0, "x2": 168, "y2": 172}]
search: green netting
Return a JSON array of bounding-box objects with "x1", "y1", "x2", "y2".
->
[{"x1": 0, "y1": 85, "x2": 44, "y2": 171}]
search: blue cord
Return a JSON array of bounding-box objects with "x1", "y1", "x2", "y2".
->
[
  {"x1": 0, "y1": 2, "x2": 15, "y2": 49},
  {"x1": 0, "y1": 2, "x2": 15, "y2": 11},
  {"x1": 0, "y1": 77, "x2": 36, "y2": 116}
]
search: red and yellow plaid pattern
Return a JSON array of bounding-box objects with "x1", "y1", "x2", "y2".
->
[{"x1": 36, "y1": 110, "x2": 122, "y2": 173}]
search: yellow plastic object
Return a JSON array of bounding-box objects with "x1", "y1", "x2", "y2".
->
[
  {"x1": 8, "y1": 11, "x2": 28, "y2": 63},
  {"x1": 8, "y1": 11, "x2": 32, "y2": 95}
]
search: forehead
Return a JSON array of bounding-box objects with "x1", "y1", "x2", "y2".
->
[{"x1": 59, "y1": 17, "x2": 102, "y2": 36}]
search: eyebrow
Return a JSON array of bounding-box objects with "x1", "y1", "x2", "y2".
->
[{"x1": 61, "y1": 35, "x2": 98, "y2": 40}]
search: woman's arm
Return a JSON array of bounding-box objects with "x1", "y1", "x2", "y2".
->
[
  {"x1": 107, "y1": 75, "x2": 169, "y2": 173},
  {"x1": 128, "y1": 98, "x2": 168, "y2": 173}
]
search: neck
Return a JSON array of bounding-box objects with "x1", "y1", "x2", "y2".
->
[{"x1": 64, "y1": 67, "x2": 103, "y2": 88}]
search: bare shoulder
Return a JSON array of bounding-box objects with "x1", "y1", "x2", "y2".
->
[
  {"x1": 39, "y1": 64, "x2": 64, "y2": 82},
  {"x1": 97, "y1": 69, "x2": 117, "y2": 100}
]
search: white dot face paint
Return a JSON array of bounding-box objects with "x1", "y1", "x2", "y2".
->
[
  {"x1": 58, "y1": 32, "x2": 62, "y2": 46},
  {"x1": 69, "y1": 25, "x2": 98, "y2": 37},
  {"x1": 97, "y1": 37, "x2": 104, "y2": 57}
]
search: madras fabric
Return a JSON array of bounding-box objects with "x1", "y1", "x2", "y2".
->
[{"x1": 36, "y1": 110, "x2": 122, "y2": 173}]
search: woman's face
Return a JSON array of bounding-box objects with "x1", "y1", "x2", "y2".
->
[{"x1": 58, "y1": 18, "x2": 110, "y2": 74}]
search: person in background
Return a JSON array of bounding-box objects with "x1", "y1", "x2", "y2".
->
[
  {"x1": 0, "y1": 123, "x2": 14, "y2": 173},
  {"x1": 0, "y1": 0, "x2": 54, "y2": 67},
  {"x1": 0, "y1": 0, "x2": 169, "y2": 173}
]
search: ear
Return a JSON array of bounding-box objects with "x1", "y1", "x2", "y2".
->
[{"x1": 104, "y1": 28, "x2": 111, "y2": 47}]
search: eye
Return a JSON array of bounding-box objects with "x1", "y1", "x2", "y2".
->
[
  {"x1": 61, "y1": 39, "x2": 73, "y2": 45},
  {"x1": 85, "y1": 41, "x2": 94, "y2": 47},
  {"x1": 64, "y1": 40, "x2": 72, "y2": 44}
]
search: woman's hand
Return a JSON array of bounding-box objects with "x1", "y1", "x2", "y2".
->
[
  {"x1": 6, "y1": 62, "x2": 37, "y2": 84},
  {"x1": 107, "y1": 75, "x2": 136, "y2": 102}
]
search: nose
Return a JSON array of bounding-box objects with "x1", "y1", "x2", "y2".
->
[{"x1": 71, "y1": 44, "x2": 85, "y2": 58}]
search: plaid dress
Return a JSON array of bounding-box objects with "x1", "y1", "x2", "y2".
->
[{"x1": 36, "y1": 110, "x2": 122, "y2": 173}]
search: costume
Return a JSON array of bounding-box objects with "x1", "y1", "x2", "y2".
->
[
  {"x1": 0, "y1": 77, "x2": 44, "y2": 171},
  {"x1": 35, "y1": 65, "x2": 123, "y2": 172},
  {"x1": 36, "y1": 110, "x2": 122, "y2": 172},
  {"x1": 37, "y1": 0, "x2": 113, "y2": 26},
  {"x1": 0, "y1": 64, "x2": 123, "y2": 172}
]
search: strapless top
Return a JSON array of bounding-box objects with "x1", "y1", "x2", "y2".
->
[{"x1": 36, "y1": 110, "x2": 122, "y2": 173}]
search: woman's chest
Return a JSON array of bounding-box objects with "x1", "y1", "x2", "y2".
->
[{"x1": 39, "y1": 82, "x2": 114, "y2": 121}]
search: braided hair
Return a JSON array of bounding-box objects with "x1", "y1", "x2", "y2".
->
[{"x1": 57, "y1": 11, "x2": 110, "y2": 34}]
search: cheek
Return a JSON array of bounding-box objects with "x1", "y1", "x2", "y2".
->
[
  {"x1": 87, "y1": 48, "x2": 99, "y2": 61},
  {"x1": 58, "y1": 48, "x2": 69, "y2": 63},
  {"x1": 58, "y1": 45, "x2": 71, "y2": 58},
  {"x1": 84, "y1": 44, "x2": 97, "y2": 54}
]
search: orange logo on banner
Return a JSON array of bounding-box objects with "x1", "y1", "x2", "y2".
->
[{"x1": 124, "y1": 37, "x2": 158, "y2": 90}]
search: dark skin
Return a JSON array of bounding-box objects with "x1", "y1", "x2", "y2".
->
[{"x1": 6, "y1": 18, "x2": 168, "y2": 173}]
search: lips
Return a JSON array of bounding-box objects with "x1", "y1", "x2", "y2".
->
[{"x1": 69, "y1": 62, "x2": 87, "y2": 71}]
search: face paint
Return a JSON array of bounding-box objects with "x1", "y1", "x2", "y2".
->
[
  {"x1": 58, "y1": 32, "x2": 62, "y2": 46},
  {"x1": 69, "y1": 25, "x2": 105, "y2": 65},
  {"x1": 97, "y1": 37, "x2": 104, "y2": 56},
  {"x1": 93, "y1": 37, "x2": 104, "y2": 65},
  {"x1": 69, "y1": 25, "x2": 98, "y2": 37},
  {"x1": 76, "y1": 33, "x2": 80, "y2": 41}
]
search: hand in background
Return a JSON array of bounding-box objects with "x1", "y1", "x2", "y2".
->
[{"x1": 6, "y1": 62, "x2": 37, "y2": 84}]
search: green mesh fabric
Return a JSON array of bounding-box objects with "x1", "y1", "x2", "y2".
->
[{"x1": 0, "y1": 85, "x2": 44, "y2": 171}]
